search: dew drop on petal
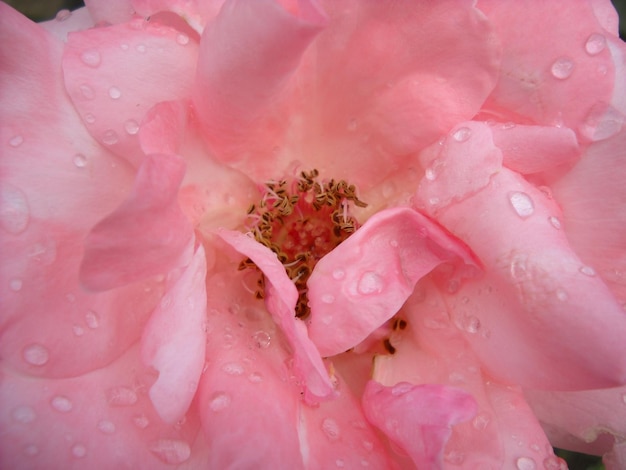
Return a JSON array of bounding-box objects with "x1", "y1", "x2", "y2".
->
[
  {"x1": 548, "y1": 216, "x2": 561, "y2": 229},
  {"x1": 133, "y1": 414, "x2": 150, "y2": 429},
  {"x1": 124, "y1": 119, "x2": 139, "y2": 135},
  {"x1": 10, "y1": 278, "x2": 23, "y2": 291},
  {"x1": 73, "y1": 325, "x2": 85, "y2": 336},
  {"x1": 136, "y1": 44, "x2": 147, "y2": 53},
  {"x1": 452, "y1": 127, "x2": 471, "y2": 142},
  {"x1": 252, "y1": 330, "x2": 271, "y2": 349},
  {"x1": 585, "y1": 33, "x2": 606, "y2": 55},
  {"x1": 321, "y1": 418, "x2": 340, "y2": 441},
  {"x1": 107, "y1": 386, "x2": 138, "y2": 406},
  {"x1": 84, "y1": 113, "x2": 96, "y2": 124},
  {"x1": 108, "y1": 87, "x2": 122, "y2": 100},
  {"x1": 149, "y1": 439, "x2": 191, "y2": 464},
  {"x1": 516, "y1": 456, "x2": 536, "y2": 470},
  {"x1": 73, "y1": 154, "x2": 87, "y2": 168},
  {"x1": 579, "y1": 265, "x2": 596, "y2": 277},
  {"x1": 472, "y1": 412, "x2": 490, "y2": 430},
  {"x1": 80, "y1": 49, "x2": 101, "y2": 68},
  {"x1": 556, "y1": 289, "x2": 568, "y2": 301},
  {"x1": 1, "y1": 184, "x2": 30, "y2": 234},
  {"x1": 543, "y1": 455, "x2": 567, "y2": 470},
  {"x1": 464, "y1": 316, "x2": 481, "y2": 333},
  {"x1": 23, "y1": 344, "x2": 49, "y2": 366},
  {"x1": 71, "y1": 443, "x2": 87, "y2": 458},
  {"x1": 56, "y1": 9, "x2": 71, "y2": 21},
  {"x1": 102, "y1": 130, "x2": 119, "y2": 145},
  {"x1": 176, "y1": 33, "x2": 190, "y2": 45},
  {"x1": 97, "y1": 420, "x2": 116, "y2": 434},
  {"x1": 12, "y1": 405, "x2": 36, "y2": 423},
  {"x1": 332, "y1": 269, "x2": 345, "y2": 280},
  {"x1": 509, "y1": 192, "x2": 534, "y2": 218},
  {"x1": 51, "y1": 395, "x2": 73, "y2": 412},
  {"x1": 221, "y1": 362, "x2": 244, "y2": 376},
  {"x1": 248, "y1": 372, "x2": 263, "y2": 383},
  {"x1": 209, "y1": 392, "x2": 231, "y2": 411},
  {"x1": 357, "y1": 271, "x2": 384, "y2": 295},
  {"x1": 85, "y1": 310, "x2": 100, "y2": 329},
  {"x1": 9, "y1": 135, "x2": 24, "y2": 147},
  {"x1": 321, "y1": 293, "x2": 335, "y2": 304},
  {"x1": 550, "y1": 58, "x2": 574, "y2": 79},
  {"x1": 79, "y1": 84, "x2": 95, "y2": 100}
]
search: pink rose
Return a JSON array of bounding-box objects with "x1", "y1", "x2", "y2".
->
[{"x1": 1, "y1": 0, "x2": 625, "y2": 468}]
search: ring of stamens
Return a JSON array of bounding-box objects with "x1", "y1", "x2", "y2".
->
[{"x1": 240, "y1": 169, "x2": 367, "y2": 319}]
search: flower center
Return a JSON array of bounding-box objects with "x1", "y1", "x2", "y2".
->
[{"x1": 241, "y1": 169, "x2": 367, "y2": 318}]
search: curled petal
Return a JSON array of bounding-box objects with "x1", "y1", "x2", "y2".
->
[
  {"x1": 307, "y1": 207, "x2": 478, "y2": 357},
  {"x1": 362, "y1": 380, "x2": 477, "y2": 469},
  {"x1": 80, "y1": 154, "x2": 194, "y2": 291}
]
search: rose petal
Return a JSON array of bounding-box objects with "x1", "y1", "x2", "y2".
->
[
  {"x1": 84, "y1": 0, "x2": 134, "y2": 24},
  {"x1": 41, "y1": 7, "x2": 95, "y2": 41},
  {"x1": 132, "y1": 0, "x2": 226, "y2": 33},
  {"x1": 217, "y1": 229, "x2": 334, "y2": 402},
  {"x1": 80, "y1": 154, "x2": 194, "y2": 291},
  {"x1": 362, "y1": 380, "x2": 477, "y2": 469},
  {"x1": 62, "y1": 18, "x2": 199, "y2": 166},
  {"x1": 307, "y1": 207, "x2": 478, "y2": 357},
  {"x1": 140, "y1": 245, "x2": 207, "y2": 424}
]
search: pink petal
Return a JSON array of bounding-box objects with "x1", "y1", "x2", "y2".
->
[
  {"x1": 198, "y1": 268, "x2": 306, "y2": 468},
  {"x1": 192, "y1": 0, "x2": 326, "y2": 180},
  {"x1": 418, "y1": 156, "x2": 626, "y2": 389},
  {"x1": 1, "y1": 4, "x2": 158, "y2": 378},
  {"x1": 41, "y1": 7, "x2": 95, "y2": 41},
  {"x1": 140, "y1": 245, "x2": 207, "y2": 424},
  {"x1": 362, "y1": 380, "x2": 477, "y2": 469},
  {"x1": 80, "y1": 154, "x2": 194, "y2": 291},
  {"x1": 307, "y1": 207, "x2": 478, "y2": 357},
  {"x1": 62, "y1": 18, "x2": 199, "y2": 166},
  {"x1": 84, "y1": 0, "x2": 135, "y2": 24},
  {"x1": 138, "y1": 100, "x2": 188, "y2": 156},
  {"x1": 0, "y1": 345, "x2": 206, "y2": 468},
  {"x1": 478, "y1": 0, "x2": 617, "y2": 136},
  {"x1": 132, "y1": 0, "x2": 226, "y2": 33},
  {"x1": 217, "y1": 229, "x2": 334, "y2": 402}
]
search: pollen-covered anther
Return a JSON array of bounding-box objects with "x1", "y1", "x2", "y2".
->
[{"x1": 242, "y1": 169, "x2": 367, "y2": 318}]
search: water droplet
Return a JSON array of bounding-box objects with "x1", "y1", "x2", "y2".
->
[
  {"x1": 581, "y1": 104, "x2": 623, "y2": 142},
  {"x1": 357, "y1": 271, "x2": 384, "y2": 295},
  {"x1": 51, "y1": 395, "x2": 73, "y2": 412},
  {"x1": 447, "y1": 279, "x2": 460, "y2": 294},
  {"x1": 12, "y1": 405, "x2": 36, "y2": 423},
  {"x1": 579, "y1": 265, "x2": 596, "y2": 276},
  {"x1": 510, "y1": 255, "x2": 528, "y2": 280},
  {"x1": 509, "y1": 192, "x2": 535, "y2": 218},
  {"x1": 56, "y1": 9, "x2": 71, "y2": 21},
  {"x1": 1, "y1": 184, "x2": 30, "y2": 234},
  {"x1": 85, "y1": 310, "x2": 100, "y2": 329},
  {"x1": 23, "y1": 344, "x2": 49, "y2": 366},
  {"x1": 149, "y1": 439, "x2": 191, "y2": 464},
  {"x1": 107, "y1": 386, "x2": 138, "y2": 406},
  {"x1": 136, "y1": 44, "x2": 147, "y2": 53},
  {"x1": 97, "y1": 420, "x2": 116, "y2": 434},
  {"x1": 543, "y1": 455, "x2": 567, "y2": 470},
  {"x1": 332, "y1": 269, "x2": 345, "y2": 280},
  {"x1": 321, "y1": 418, "x2": 340, "y2": 441},
  {"x1": 321, "y1": 315, "x2": 333, "y2": 325},
  {"x1": 102, "y1": 129, "x2": 119, "y2": 145},
  {"x1": 70, "y1": 153, "x2": 87, "y2": 169},
  {"x1": 81, "y1": 49, "x2": 101, "y2": 68},
  {"x1": 321, "y1": 293, "x2": 335, "y2": 304},
  {"x1": 124, "y1": 119, "x2": 139, "y2": 135},
  {"x1": 391, "y1": 383, "x2": 413, "y2": 396},
  {"x1": 585, "y1": 33, "x2": 606, "y2": 55},
  {"x1": 9, "y1": 135, "x2": 24, "y2": 147},
  {"x1": 472, "y1": 412, "x2": 490, "y2": 430},
  {"x1": 71, "y1": 443, "x2": 87, "y2": 458},
  {"x1": 425, "y1": 159, "x2": 443, "y2": 181},
  {"x1": 428, "y1": 196, "x2": 440, "y2": 206},
  {"x1": 78, "y1": 84, "x2": 95, "y2": 100},
  {"x1": 108, "y1": 87, "x2": 121, "y2": 100},
  {"x1": 209, "y1": 392, "x2": 231, "y2": 411},
  {"x1": 548, "y1": 216, "x2": 561, "y2": 229},
  {"x1": 252, "y1": 330, "x2": 271, "y2": 349},
  {"x1": 221, "y1": 362, "x2": 244, "y2": 376},
  {"x1": 176, "y1": 33, "x2": 190, "y2": 45},
  {"x1": 84, "y1": 113, "x2": 96, "y2": 124},
  {"x1": 362, "y1": 440, "x2": 374, "y2": 452},
  {"x1": 444, "y1": 451, "x2": 465, "y2": 464},
  {"x1": 133, "y1": 414, "x2": 150, "y2": 429},
  {"x1": 550, "y1": 58, "x2": 574, "y2": 80},
  {"x1": 9, "y1": 278, "x2": 23, "y2": 291},
  {"x1": 23, "y1": 444, "x2": 39, "y2": 456},
  {"x1": 464, "y1": 316, "x2": 481, "y2": 333},
  {"x1": 73, "y1": 325, "x2": 85, "y2": 336},
  {"x1": 248, "y1": 372, "x2": 263, "y2": 383},
  {"x1": 120, "y1": 43, "x2": 129, "y2": 51},
  {"x1": 556, "y1": 289, "x2": 568, "y2": 301},
  {"x1": 452, "y1": 127, "x2": 471, "y2": 142},
  {"x1": 516, "y1": 456, "x2": 536, "y2": 470}
]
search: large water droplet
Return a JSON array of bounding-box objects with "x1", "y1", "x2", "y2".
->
[
  {"x1": 107, "y1": 386, "x2": 138, "y2": 406},
  {"x1": 321, "y1": 418, "x2": 340, "y2": 441},
  {"x1": 12, "y1": 405, "x2": 36, "y2": 423},
  {"x1": 72, "y1": 443, "x2": 87, "y2": 458},
  {"x1": 550, "y1": 58, "x2": 574, "y2": 79},
  {"x1": 509, "y1": 192, "x2": 535, "y2": 218},
  {"x1": 124, "y1": 119, "x2": 139, "y2": 135},
  {"x1": 51, "y1": 395, "x2": 73, "y2": 412},
  {"x1": 516, "y1": 456, "x2": 536, "y2": 470},
  {"x1": 81, "y1": 49, "x2": 101, "y2": 68},
  {"x1": 73, "y1": 154, "x2": 87, "y2": 168},
  {"x1": 23, "y1": 344, "x2": 49, "y2": 366},
  {"x1": 149, "y1": 439, "x2": 191, "y2": 464},
  {"x1": 176, "y1": 33, "x2": 190, "y2": 45},
  {"x1": 85, "y1": 310, "x2": 100, "y2": 329},
  {"x1": 581, "y1": 104, "x2": 623, "y2": 142},
  {"x1": 252, "y1": 330, "x2": 271, "y2": 349},
  {"x1": 357, "y1": 271, "x2": 384, "y2": 295},
  {"x1": 221, "y1": 362, "x2": 244, "y2": 376},
  {"x1": 585, "y1": 33, "x2": 606, "y2": 55},
  {"x1": 97, "y1": 420, "x2": 116, "y2": 434},
  {"x1": 1, "y1": 184, "x2": 30, "y2": 234},
  {"x1": 108, "y1": 86, "x2": 122, "y2": 99},
  {"x1": 452, "y1": 127, "x2": 471, "y2": 142},
  {"x1": 209, "y1": 392, "x2": 231, "y2": 411}
]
